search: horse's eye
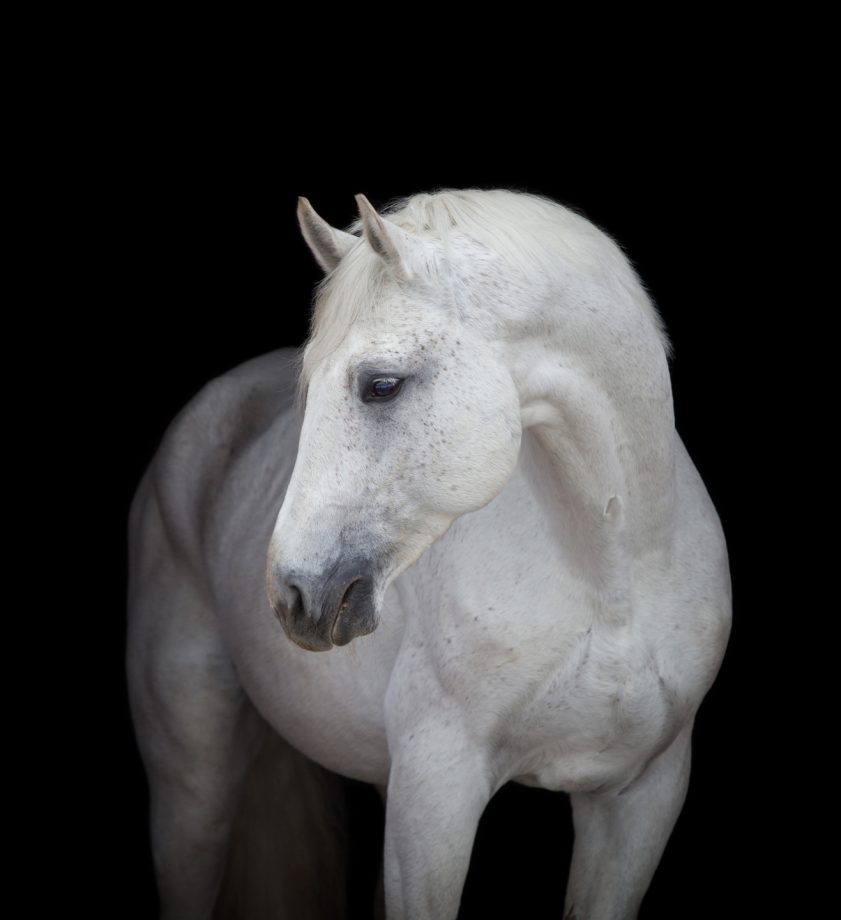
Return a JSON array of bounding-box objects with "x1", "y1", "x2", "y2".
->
[{"x1": 366, "y1": 376, "x2": 404, "y2": 402}]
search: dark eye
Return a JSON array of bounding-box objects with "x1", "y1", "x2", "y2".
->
[{"x1": 365, "y1": 376, "x2": 404, "y2": 402}]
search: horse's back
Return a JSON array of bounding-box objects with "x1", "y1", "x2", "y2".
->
[{"x1": 130, "y1": 348, "x2": 303, "y2": 577}]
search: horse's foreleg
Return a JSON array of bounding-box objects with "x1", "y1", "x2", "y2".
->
[
  {"x1": 564, "y1": 721, "x2": 694, "y2": 920},
  {"x1": 383, "y1": 727, "x2": 494, "y2": 920},
  {"x1": 127, "y1": 561, "x2": 265, "y2": 920}
]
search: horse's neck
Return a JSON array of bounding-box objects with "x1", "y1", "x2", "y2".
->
[{"x1": 514, "y1": 346, "x2": 677, "y2": 625}]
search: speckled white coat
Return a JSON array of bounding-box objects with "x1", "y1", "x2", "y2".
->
[{"x1": 127, "y1": 190, "x2": 731, "y2": 920}]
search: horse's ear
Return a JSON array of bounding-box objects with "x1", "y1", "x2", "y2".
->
[
  {"x1": 297, "y1": 197, "x2": 357, "y2": 273},
  {"x1": 355, "y1": 194, "x2": 416, "y2": 281}
]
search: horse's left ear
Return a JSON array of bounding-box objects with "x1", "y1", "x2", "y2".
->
[
  {"x1": 297, "y1": 197, "x2": 358, "y2": 273},
  {"x1": 355, "y1": 194, "x2": 418, "y2": 281}
]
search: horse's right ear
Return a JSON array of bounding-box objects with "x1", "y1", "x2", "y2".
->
[{"x1": 297, "y1": 197, "x2": 357, "y2": 273}]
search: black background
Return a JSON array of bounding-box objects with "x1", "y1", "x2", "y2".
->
[{"x1": 87, "y1": 86, "x2": 790, "y2": 919}]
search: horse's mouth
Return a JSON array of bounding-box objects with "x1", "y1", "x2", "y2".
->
[
  {"x1": 329, "y1": 576, "x2": 377, "y2": 647},
  {"x1": 269, "y1": 554, "x2": 382, "y2": 652},
  {"x1": 330, "y1": 578, "x2": 362, "y2": 645}
]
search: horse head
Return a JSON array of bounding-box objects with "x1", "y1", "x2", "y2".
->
[{"x1": 267, "y1": 194, "x2": 523, "y2": 650}]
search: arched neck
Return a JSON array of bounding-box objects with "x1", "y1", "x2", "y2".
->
[{"x1": 515, "y1": 352, "x2": 677, "y2": 624}]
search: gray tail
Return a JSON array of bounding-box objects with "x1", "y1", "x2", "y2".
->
[{"x1": 212, "y1": 728, "x2": 348, "y2": 920}]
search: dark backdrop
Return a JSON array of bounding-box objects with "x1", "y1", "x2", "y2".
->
[{"x1": 99, "y1": 125, "x2": 778, "y2": 919}]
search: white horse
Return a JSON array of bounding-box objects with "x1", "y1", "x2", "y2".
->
[{"x1": 127, "y1": 188, "x2": 732, "y2": 920}]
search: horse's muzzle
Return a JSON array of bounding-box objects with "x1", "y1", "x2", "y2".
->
[{"x1": 268, "y1": 555, "x2": 379, "y2": 651}]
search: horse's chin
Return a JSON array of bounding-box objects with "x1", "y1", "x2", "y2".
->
[{"x1": 282, "y1": 605, "x2": 381, "y2": 651}]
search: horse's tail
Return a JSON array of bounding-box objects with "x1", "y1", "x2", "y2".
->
[{"x1": 212, "y1": 727, "x2": 348, "y2": 920}]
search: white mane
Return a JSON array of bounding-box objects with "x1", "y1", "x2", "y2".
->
[{"x1": 297, "y1": 188, "x2": 672, "y2": 402}]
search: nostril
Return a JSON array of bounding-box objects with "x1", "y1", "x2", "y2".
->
[
  {"x1": 286, "y1": 582, "x2": 305, "y2": 621},
  {"x1": 338, "y1": 578, "x2": 361, "y2": 616},
  {"x1": 269, "y1": 573, "x2": 306, "y2": 624}
]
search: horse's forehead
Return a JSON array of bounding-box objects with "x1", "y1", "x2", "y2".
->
[{"x1": 338, "y1": 313, "x2": 450, "y2": 360}]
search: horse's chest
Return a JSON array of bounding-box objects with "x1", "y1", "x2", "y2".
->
[{"x1": 502, "y1": 641, "x2": 678, "y2": 793}]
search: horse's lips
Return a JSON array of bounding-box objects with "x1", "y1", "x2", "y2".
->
[
  {"x1": 330, "y1": 580, "x2": 359, "y2": 646},
  {"x1": 329, "y1": 576, "x2": 380, "y2": 647}
]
